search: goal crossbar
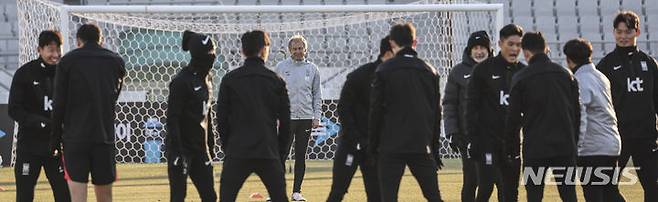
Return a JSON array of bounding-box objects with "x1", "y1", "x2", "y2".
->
[
  {"x1": 57, "y1": 4, "x2": 504, "y2": 52},
  {"x1": 61, "y1": 4, "x2": 504, "y2": 13}
]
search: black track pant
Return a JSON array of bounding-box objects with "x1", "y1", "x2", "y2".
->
[
  {"x1": 475, "y1": 151, "x2": 518, "y2": 202},
  {"x1": 167, "y1": 155, "x2": 216, "y2": 202},
  {"x1": 614, "y1": 137, "x2": 658, "y2": 202},
  {"x1": 326, "y1": 143, "x2": 380, "y2": 202},
  {"x1": 577, "y1": 155, "x2": 625, "y2": 202},
  {"x1": 220, "y1": 158, "x2": 288, "y2": 202},
  {"x1": 523, "y1": 156, "x2": 577, "y2": 202},
  {"x1": 377, "y1": 153, "x2": 442, "y2": 202},
  {"x1": 15, "y1": 152, "x2": 70, "y2": 202},
  {"x1": 281, "y1": 119, "x2": 312, "y2": 193},
  {"x1": 460, "y1": 152, "x2": 478, "y2": 202}
]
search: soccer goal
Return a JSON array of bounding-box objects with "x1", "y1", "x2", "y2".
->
[{"x1": 14, "y1": 0, "x2": 504, "y2": 165}]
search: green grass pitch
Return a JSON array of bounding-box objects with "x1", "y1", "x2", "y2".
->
[{"x1": 0, "y1": 159, "x2": 644, "y2": 201}]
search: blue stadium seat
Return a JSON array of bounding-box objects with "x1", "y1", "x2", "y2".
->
[
  {"x1": 511, "y1": 0, "x2": 531, "y2": 17},
  {"x1": 579, "y1": 15, "x2": 602, "y2": 40},
  {"x1": 228, "y1": 0, "x2": 252, "y2": 5},
  {"x1": 0, "y1": 40, "x2": 7, "y2": 52},
  {"x1": 533, "y1": 0, "x2": 554, "y2": 17},
  {"x1": 590, "y1": 42, "x2": 607, "y2": 59},
  {"x1": 535, "y1": 15, "x2": 557, "y2": 41},
  {"x1": 548, "y1": 42, "x2": 562, "y2": 58},
  {"x1": 365, "y1": 0, "x2": 390, "y2": 5},
  {"x1": 647, "y1": 14, "x2": 658, "y2": 41},
  {"x1": 85, "y1": 0, "x2": 109, "y2": 5},
  {"x1": 555, "y1": 0, "x2": 576, "y2": 16},
  {"x1": 512, "y1": 16, "x2": 534, "y2": 31},
  {"x1": 557, "y1": 15, "x2": 578, "y2": 41},
  {"x1": 600, "y1": 0, "x2": 621, "y2": 14},
  {"x1": 4, "y1": 4, "x2": 17, "y2": 22},
  {"x1": 6, "y1": 39, "x2": 17, "y2": 52},
  {"x1": 577, "y1": 0, "x2": 598, "y2": 16},
  {"x1": 621, "y1": 0, "x2": 643, "y2": 13},
  {"x1": 647, "y1": 0, "x2": 658, "y2": 13},
  {"x1": 0, "y1": 23, "x2": 12, "y2": 37},
  {"x1": 276, "y1": 0, "x2": 302, "y2": 5}
]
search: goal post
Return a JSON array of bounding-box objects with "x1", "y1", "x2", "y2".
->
[{"x1": 15, "y1": 0, "x2": 504, "y2": 165}]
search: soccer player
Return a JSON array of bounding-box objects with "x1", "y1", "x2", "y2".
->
[
  {"x1": 505, "y1": 32, "x2": 580, "y2": 202},
  {"x1": 442, "y1": 30, "x2": 493, "y2": 202},
  {"x1": 50, "y1": 23, "x2": 126, "y2": 202},
  {"x1": 563, "y1": 38, "x2": 625, "y2": 202},
  {"x1": 217, "y1": 30, "x2": 291, "y2": 202},
  {"x1": 9, "y1": 30, "x2": 70, "y2": 202},
  {"x1": 369, "y1": 22, "x2": 443, "y2": 202},
  {"x1": 165, "y1": 30, "x2": 218, "y2": 202},
  {"x1": 326, "y1": 36, "x2": 393, "y2": 202},
  {"x1": 596, "y1": 11, "x2": 658, "y2": 201},
  {"x1": 465, "y1": 24, "x2": 524, "y2": 202},
  {"x1": 275, "y1": 34, "x2": 322, "y2": 201}
]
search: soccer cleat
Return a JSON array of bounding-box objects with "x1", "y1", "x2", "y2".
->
[{"x1": 291, "y1": 192, "x2": 306, "y2": 201}]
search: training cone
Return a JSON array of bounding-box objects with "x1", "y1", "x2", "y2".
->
[{"x1": 249, "y1": 192, "x2": 264, "y2": 200}]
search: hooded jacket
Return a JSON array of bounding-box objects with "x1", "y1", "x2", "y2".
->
[
  {"x1": 166, "y1": 66, "x2": 215, "y2": 157},
  {"x1": 166, "y1": 30, "x2": 216, "y2": 158},
  {"x1": 443, "y1": 43, "x2": 493, "y2": 140}
]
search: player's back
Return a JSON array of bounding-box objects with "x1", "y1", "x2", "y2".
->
[
  {"x1": 217, "y1": 57, "x2": 289, "y2": 159},
  {"x1": 55, "y1": 43, "x2": 126, "y2": 144},
  {"x1": 510, "y1": 53, "x2": 579, "y2": 159},
  {"x1": 371, "y1": 47, "x2": 441, "y2": 154}
]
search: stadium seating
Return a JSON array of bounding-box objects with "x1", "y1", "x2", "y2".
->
[{"x1": 2, "y1": 0, "x2": 657, "y2": 71}]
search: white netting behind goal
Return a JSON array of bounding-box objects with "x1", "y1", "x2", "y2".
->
[{"x1": 15, "y1": 0, "x2": 501, "y2": 164}]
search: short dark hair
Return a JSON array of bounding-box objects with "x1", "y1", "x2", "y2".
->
[
  {"x1": 499, "y1": 24, "x2": 524, "y2": 40},
  {"x1": 389, "y1": 22, "x2": 416, "y2": 47},
  {"x1": 379, "y1": 35, "x2": 392, "y2": 57},
  {"x1": 563, "y1": 38, "x2": 593, "y2": 66},
  {"x1": 76, "y1": 24, "x2": 102, "y2": 44},
  {"x1": 521, "y1": 32, "x2": 547, "y2": 54},
  {"x1": 614, "y1": 11, "x2": 640, "y2": 30},
  {"x1": 241, "y1": 30, "x2": 271, "y2": 57},
  {"x1": 38, "y1": 30, "x2": 62, "y2": 48}
]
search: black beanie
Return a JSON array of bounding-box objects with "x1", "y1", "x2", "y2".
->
[
  {"x1": 467, "y1": 30, "x2": 491, "y2": 51},
  {"x1": 182, "y1": 30, "x2": 215, "y2": 57}
]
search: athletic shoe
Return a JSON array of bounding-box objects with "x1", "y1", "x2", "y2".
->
[{"x1": 291, "y1": 192, "x2": 306, "y2": 201}]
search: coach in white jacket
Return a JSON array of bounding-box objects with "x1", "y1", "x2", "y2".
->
[
  {"x1": 275, "y1": 34, "x2": 322, "y2": 201},
  {"x1": 563, "y1": 38, "x2": 624, "y2": 202}
]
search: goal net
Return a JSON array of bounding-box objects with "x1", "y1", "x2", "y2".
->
[{"x1": 14, "y1": 0, "x2": 503, "y2": 165}]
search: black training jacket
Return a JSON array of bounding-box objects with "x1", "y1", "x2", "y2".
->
[
  {"x1": 9, "y1": 58, "x2": 56, "y2": 156},
  {"x1": 216, "y1": 57, "x2": 291, "y2": 160},
  {"x1": 505, "y1": 53, "x2": 580, "y2": 159},
  {"x1": 52, "y1": 43, "x2": 126, "y2": 144},
  {"x1": 166, "y1": 66, "x2": 215, "y2": 157},
  {"x1": 597, "y1": 46, "x2": 658, "y2": 140},
  {"x1": 368, "y1": 47, "x2": 442, "y2": 155},
  {"x1": 443, "y1": 48, "x2": 478, "y2": 139},
  {"x1": 337, "y1": 59, "x2": 380, "y2": 151},
  {"x1": 465, "y1": 53, "x2": 525, "y2": 154}
]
